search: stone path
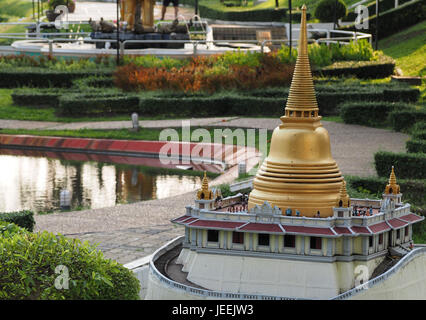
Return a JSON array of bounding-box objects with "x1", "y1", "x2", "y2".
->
[{"x1": 1, "y1": 116, "x2": 409, "y2": 264}]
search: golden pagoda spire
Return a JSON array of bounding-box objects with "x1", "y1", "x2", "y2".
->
[
  {"x1": 247, "y1": 5, "x2": 343, "y2": 217},
  {"x1": 385, "y1": 166, "x2": 400, "y2": 195},
  {"x1": 282, "y1": 4, "x2": 320, "y2": 123},
  {"x1": 336, "y1": 180, "x2": 350, "y2": 208},
  {"x1": 197, "y1": 171, "x2": 213, "y2": 200}
]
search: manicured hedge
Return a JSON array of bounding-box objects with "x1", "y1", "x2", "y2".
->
[
  {"x1": 389, "y1": 109, "x2": 426, "y2": 132},
  {"x1": 345, "y1": 175, "x2": 426, "y2": 206},
  {"x1": 412, "y1": 129, "x2": 426, "y2": 140},
  {"x1": 73, "y1": 76, "x2": 115, "y2": 89},
  {"x1": 341, "y1": 0, "x2": 426, "y2": 40},
  {"x1": 16, "y1": 82, "x2": 419, "y2": 117},
  {"x1": 0, "y1": 222, "x2": 140, "y2": 300},
  {"x1": 317, "y1": 55, "x2": 395, "y2": 79},
  {"x1": 11, "y1": 89, "x2": 65, "y2": 108},
  {"x1": 374, "y1": 151, "x2": 426, "y2": 179},
  {"x1": 57, "y1": 93, "x2": 140, "y2": 116},
  {"x1": 339, "y1": 101, "x2": 412, "y2": 126},
  {"x1": 0, "y1": 211, "x2": 35, "y2": 232},
  {"x1": 0, "y1": 69, "x2": 113, "y2": 88},
  {"x1": 406, "y1": 139, "x2": 426, "y2": 154}
]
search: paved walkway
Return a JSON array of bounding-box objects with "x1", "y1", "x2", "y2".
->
[{"x1": 7, "y1": 116, "x2": 408, "y2": 264}]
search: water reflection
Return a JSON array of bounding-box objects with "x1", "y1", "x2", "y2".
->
[{"x1": 0, "y1": 154, "x2": 202, "y2": 213}]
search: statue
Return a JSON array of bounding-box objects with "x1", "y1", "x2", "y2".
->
[{"x1": 120, "y1": 0, "x2": 155, "y2": 32}]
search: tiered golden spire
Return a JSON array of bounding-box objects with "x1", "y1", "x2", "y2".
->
[
  {"x1": 248, "y1": 5, "x2": 343, "y2": 217},
  {"x1": 197, "y1": 171, "x2": 213, "y2": 200},
  {"x1": 282, "y1": 4, "x2": 320, "y2": 123},
  {"x1": 336, "y1": 180, "x2": 351, "y2": 208},
  {"x1": 385, "y1": 166, "x2": 400, "y2": 195}
]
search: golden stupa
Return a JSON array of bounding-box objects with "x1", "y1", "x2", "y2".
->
[
  {"x1": 248, "y1": 5, "x2": 343, "y2": 217},
  {"x1": 384, "y1": 166, "x2": 400, "y2": 195}
]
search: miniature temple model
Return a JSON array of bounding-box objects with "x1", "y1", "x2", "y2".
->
[{"x1": 145, "y1": 5, "x2": 425, "y2": 300}]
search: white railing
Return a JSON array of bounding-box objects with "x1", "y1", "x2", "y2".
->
[
  {"x1": 149, "y1": 236, "x2": 300, "y2": 300},
  {"x1": 331, "y1": 246, "x2": 426, "y2": 300}
]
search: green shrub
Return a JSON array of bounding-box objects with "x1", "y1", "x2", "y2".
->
[
  {"x1": 339, "y1": 101, "x2": 412, "y2": 126},
  {"x1": 412, "y1": 122, "x2": 426, "y2": 132},
  {"x1": 389, "y1": 108, "x2": 426, "y2": 132},
  {"x1": 412, "y1": 130, "x2": 426, "y2": 140},
  {"x1": 374, "y1": 151, "x2": 426, "y2": 179},
  {"x1": 72, "y1": 76, "x2": 115, "y2": 90},
  {"x1": 0, "y1": 69, "x2": 113, "y2": 88},
  {"x1": 406, "y1": 139, "x2": 426, "y2": 153},
  {"x1": 40, "y1": 82, "x2": 419, "y2": 117},
  {"x1": 11, "y1": 88, "x2": 65, "y2": 108},
  {"x1": 318, "y1": 54, "x2": 395, "y2": 78},
  {"x1": 0, "y1": 211, "x2": 35, "y2": 232},
  {"x1": 315, "y1": 0, "x2": 347, "y2": 22},
  {"x1": 0, "y1": 222, "x2": 140, "y2": 300},
  {"x1": 57, "y1": 93, "x2": 140, "y2": 116}
]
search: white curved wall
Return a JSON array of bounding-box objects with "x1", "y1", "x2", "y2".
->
[{"x1": 349, "y1": 251, "x2": 426, "y2": 300}]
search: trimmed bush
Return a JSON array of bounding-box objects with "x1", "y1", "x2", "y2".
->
[
  {"x1": 389, "y1": 109, "x2": 426, "y2": 132},
  {"x1": 317, "y1": 54, "x2": 395, "y2": 78},
  {"x1": 412, "y1": 130, "x2": 426, "y2": 140},
  {"x1": 315, "y1": 0, "x2": 347, "y2": 22},
  {"x1": 23, "y1": 82, "x2": 419, "y2": 117},
  {"x1": 57, "y1": 93, "x2": 140, "y2": 116},
  {"x1": 11, "y1": 88, "x2": 65, "y2": 108},
  {"x1": 374, "y1": 151, "x2": 426, "y2": 179},
  {"x1": 0, "y1": 69, "x2": 113, "y2": 88},
  {"x1": 0, "y1": 221, "x2": 140, "y2": 300},
  {"x1": 406, "y1": 139, "x2": 426, "y2": 153},
  {"x1": 0, "y1": 211, "x2": 35, "y2": 232},
  {"x1": 339, "y1": 101, "x2": 412, "y2": 126},
  {"x1": 72, "y1": 76, "x2": 115, "y2": 90}
]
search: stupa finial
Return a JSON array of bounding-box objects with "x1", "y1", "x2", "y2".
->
[{"x1": 282, "y1": 4, "x2": 319, "y2": 122}]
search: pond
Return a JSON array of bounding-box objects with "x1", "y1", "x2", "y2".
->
[{"x1": 0, "y1": 150, "x2": 204, "y2": 214}]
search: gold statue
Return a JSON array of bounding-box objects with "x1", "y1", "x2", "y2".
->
[{"x1": 120, "y1": 0, "x2": 156, "y2": 31}]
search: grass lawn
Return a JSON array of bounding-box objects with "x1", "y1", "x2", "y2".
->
[
  {"x1": 379, "y1": 20, "x2": 426, "y2": 105},
  {"x1": 379, "y1": 20, "x2": 426, "y2": 77}
]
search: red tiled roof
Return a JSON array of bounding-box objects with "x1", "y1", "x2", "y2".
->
[
  {"x1": 283, "y1": 225, "x2": 335, "y2": 236},
  {"x1": 369, "y1": 222, "x2": 391, "y2": 234},
  {"x1": 171, "y1": 215, "x2": 191, "y2": 223},
  {"x1": 399, "y1": 214, "x2": 424, "y2": 223},
  {"x1": 189, "y1": 220, "x2": 246, "y2": 230},
  {"x1": 182, "y1": 217, "x2": 198, "y2": 225},
  {"x1": 350, "y1": 226, "x2": 371, "y2": 234},
  {"x1": 238, "y1": 223, "x2": 283, "y2": 233},
  {"x1": 387, "y1": 218, "x2": 408, "y2": 229},
  {"x1": 333, "y1": 227, "x2": 352, "y2": 235}
]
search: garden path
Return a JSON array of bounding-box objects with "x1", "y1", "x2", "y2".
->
[{"x1": 7, "y1": 116, "x2": 409, "y2": 264}]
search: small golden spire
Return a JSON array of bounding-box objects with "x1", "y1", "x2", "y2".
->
[
  {"x1": 201, "y1": 171, "x2": 209, "y2": 191},
  {"x1": 336, "y1": 180, "x2": 350, "y2": 208},
  {"x1": 385, "y1": 166, "x2": 400, "y2": 195},
  {"x1": 282, "y1": 4, "x2": 319, "y2": 122},
  {"x1": 197, "y1": 171, "x2": 213, "y2": 200}
]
